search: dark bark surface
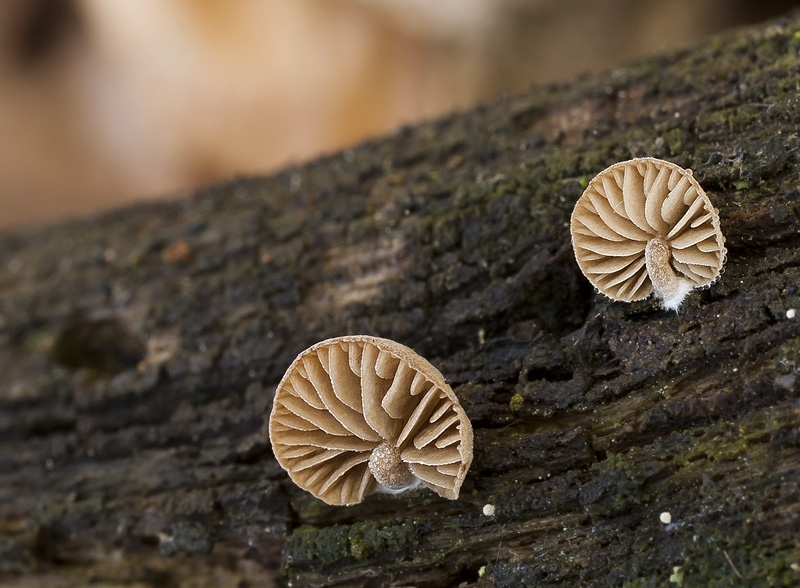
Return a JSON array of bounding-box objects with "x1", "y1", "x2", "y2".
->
[{"x1": 2, "y1": 10, "x2": 800, "y2": 588}]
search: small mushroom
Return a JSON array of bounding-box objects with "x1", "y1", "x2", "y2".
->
[
  {"x1": 268, "y1": 335, "x2": 473, "y2": 505},
  {"x1": 571, "y1": 157, "x2": 726, "y2": 310}
]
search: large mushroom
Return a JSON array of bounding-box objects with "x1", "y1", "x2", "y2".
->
[
  {"x1": 268, "y1": 336, "x2": 473, "y2": 505},
  {"x1": 570, "y1": 157, "x2": 726, "y2": 310}
]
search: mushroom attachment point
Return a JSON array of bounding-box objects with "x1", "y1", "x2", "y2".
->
[
  {"x1": 268, "y1": 336, "x2": 473, "y2": 505},
  {"x1": 570, "y1": 157, "x2": 726, "y2": 311}
]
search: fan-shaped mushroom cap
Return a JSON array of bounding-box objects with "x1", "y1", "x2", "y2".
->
[
  {"x1": 570, "y1": 157, "x2": 726, "y2": 310},
  {"x1": 268, "y1": 336, "x2": 473, "y2": 505}
]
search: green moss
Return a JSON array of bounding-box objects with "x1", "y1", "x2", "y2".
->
[
  {"x1": 662, "y1": 127, "x2": 687, "y2": 156},
  {"x1": 677, "y1": 538, "x2": 800, "y2": 586},
  {"x1": 285, "y1": 524, "x2": 350, "y2": 570},
  {"x1": 285, "y1": 520, "x2": 419, "y2": 571},
  {"x1": 773, "y1": 336, "x2": 800, "y2": 370},
  {"x1": 544, "y1": 149, "x2": 581, "y2": 181},
  {"x1": 580, "y1": 145, "x2": 615, "y2": 175},
  {"x1": 509, "y1": 393, "x2": 524, "y2": 412},
  {"x1": 348, "y1": 520, "x2": 419, "y2": 561}
]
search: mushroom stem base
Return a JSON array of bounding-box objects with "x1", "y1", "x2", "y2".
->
[
  {"x1": 368, "y1": 442, "x2": 415, "y2": 490},
  {"x1": 645, "y1": 238, "x2": 692, "y2": 311}
]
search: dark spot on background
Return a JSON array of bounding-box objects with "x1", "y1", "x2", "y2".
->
[
  {"x1": 11, "y1": 0, "x2": 80, "y2": 66},
  {"x1": 51, "y1": 310, "x2": 147, "y2": 375}
]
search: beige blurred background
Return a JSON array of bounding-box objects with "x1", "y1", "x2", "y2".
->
[{"x1": 0, "y1": 0, "x2": 794, "y2": 229}]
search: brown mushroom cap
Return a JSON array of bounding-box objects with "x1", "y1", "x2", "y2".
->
[
  {"x1": 570, "y1": 157, "x2": 726, "y2": 309},
  {"x1": 268, "y1": 335, "x2": 473, "y2": 505}
]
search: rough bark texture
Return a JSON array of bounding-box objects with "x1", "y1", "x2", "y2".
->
[{"x1": 2, "y1": 11, "x2": 800, "y2": 588}]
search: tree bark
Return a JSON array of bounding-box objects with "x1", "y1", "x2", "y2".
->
[{"x1": 2, "y1": 10, "x2": 800, "y2": 588}]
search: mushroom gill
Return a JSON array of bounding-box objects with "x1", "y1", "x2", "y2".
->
[
  {"x1": 268, "y1": 335, "x2": 473, "y2": 505},
  {"x1": 570, "y1": 157, "x2": 726, "y2": 310}
]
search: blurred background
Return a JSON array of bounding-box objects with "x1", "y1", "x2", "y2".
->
[{"x1": 0, "y1": 0, "x2": 795, "y2": 229}]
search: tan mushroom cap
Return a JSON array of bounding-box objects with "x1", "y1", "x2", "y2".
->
[
  {"x1": 570, "y1": 157, "x2": 726, "y2": 310},
  {"x1": 268, "y1": 335, "x2": 473, "y2": 505}
]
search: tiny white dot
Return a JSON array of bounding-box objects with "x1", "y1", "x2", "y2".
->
[
  {"x1": 660, "y1": 512, "x2": 672, "y2": 524},
  {"x1": 787, "y1": 309, "x2": 796, "y2": 319},
  {"x1": 483, "y1": 504, "x2": 496, "y2": 516}
]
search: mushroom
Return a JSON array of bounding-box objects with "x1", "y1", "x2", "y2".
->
[
  {"x1": 268, "y1": 335, "x2": 473, "y2": 505},
  {"x1": 570, "y1": 157, "x2": 726, "y2": 310}
]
